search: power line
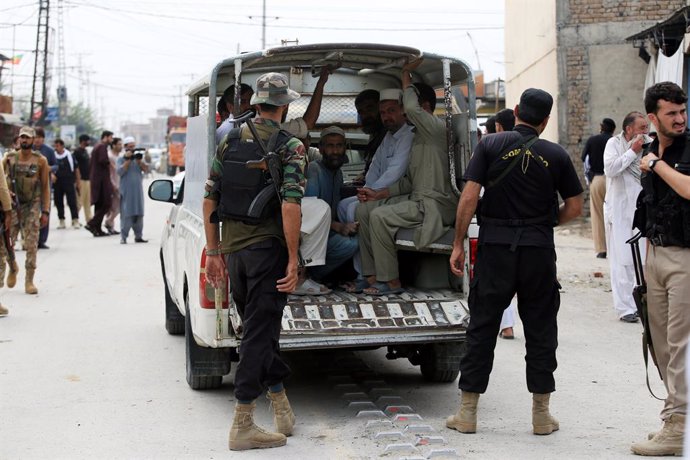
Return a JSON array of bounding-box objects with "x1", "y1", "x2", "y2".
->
[{"x1": 64, "y1": 1, "x2": 503, "y2": 32}]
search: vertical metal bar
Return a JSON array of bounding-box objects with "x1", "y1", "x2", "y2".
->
[
  {"x1": 215, "y1": 287, "x2": 223, "y2": 340},
  {"x1": 442, "y1": 59, "x2": 460, "y2": 197},
  {"x1": 233, "y1": 58, "x2": 243, "y2": 117}
]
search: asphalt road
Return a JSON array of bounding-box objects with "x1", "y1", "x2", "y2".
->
[{"x1": 0, "y1": 177, "x2": 666, "y2": 459}]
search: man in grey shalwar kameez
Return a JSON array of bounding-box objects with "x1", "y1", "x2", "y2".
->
[{"x1": 117, "y1": 137, "x2": 149, "y2": 243}]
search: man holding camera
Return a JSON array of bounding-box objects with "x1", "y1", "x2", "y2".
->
[{"x1": 116, "y1": 137, "x2": 148, "y2": 244}]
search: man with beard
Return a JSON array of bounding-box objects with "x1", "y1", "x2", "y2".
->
[
  {"x1": 357, "y1": 61, "x2": 458, "y2": 295},
  {"x1": 117, "y1": 136, "x2": 148, "y2": 243},
  {"x1": 353, "y1": 89, "x2": 387, "y2": 183},
  {"x1": 336, "y1": 89, "x2": 413, "y2": 224},
  {"x1": 631, "y1": 81, "x2": 690, "y2": 457},
  {"x1": 1, "y1": 127, "x2": 51, "y2": 294},
  {"x1": 85, "y1": 130, "x2": 113, "y2": 237},
  {"x1": 304, "y1": 126, "x2": 359, "y2": 282},
  {"x1": 603, "y1": 112, "x2": 649, "y2": 323}
]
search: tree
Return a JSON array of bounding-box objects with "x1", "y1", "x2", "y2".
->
[{"x1": 59, "y1": 101, "x2": 100, "y2": 138}]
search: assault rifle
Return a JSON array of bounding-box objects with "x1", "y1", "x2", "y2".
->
[
  {"x1": 0, "y1": 210, "x2": 17, "y2": 277},
  {"x1": 243, "y1": 118, "x2": 308, "y2": 267},
  {"x1": 627, "y1": 231, "x2": 663, "y2": 400}
]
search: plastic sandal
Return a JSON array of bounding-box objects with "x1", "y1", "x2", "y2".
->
[
  {"x1": 363, "y1": 282, "x2": 404, "y2": 296},
  {"x1": 292, "y1": 278, "x2": 332, "y2": 296}
]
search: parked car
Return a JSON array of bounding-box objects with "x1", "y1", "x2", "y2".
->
[{"x1": 149, "y1": 43, "x2": 479, "y2": 390}]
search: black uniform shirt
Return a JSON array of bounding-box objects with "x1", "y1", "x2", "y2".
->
[
  {"x1": 645, "y1": 133, "x2": 687, "y2": 206},
  {"x1": 72, "y1": 147, "x2": 90, "y2": 179},
  {"x1": 581, "y1": 132, "x2": 611, "y2": 175},
  {"x1": 464, "y1": 125, "x2": 583, "y2": 247}
]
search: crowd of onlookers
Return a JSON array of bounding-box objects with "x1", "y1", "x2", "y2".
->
[{"x1": 0, "y1": 126, "x2": 152, "y2": 317}]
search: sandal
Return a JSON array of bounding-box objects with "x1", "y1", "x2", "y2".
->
[
  {"x1": 343, "y1": 278, "x2": 371, "y2": 294},
  {"x1": 499, "y1": 327, "x2": 515, "y2": 340},
  {"x1": 363, "y1": 282, "x2": 404, "y2": 296},
  {"x1": 292, "y1": 278, "x2": 332, "y2": 296}
]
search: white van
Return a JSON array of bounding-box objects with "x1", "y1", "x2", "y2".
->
[{"x1": 149, "y1": 43, "x2": 479, "y2": 390}]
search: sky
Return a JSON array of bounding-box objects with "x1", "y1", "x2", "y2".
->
[{"x1": 0, "y1": 0, "x2": 505, "y2": 130}]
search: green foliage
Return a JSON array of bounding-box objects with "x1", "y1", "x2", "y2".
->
[{"x1": 60, "y1": 102, "x2": 101, "y2": 137}]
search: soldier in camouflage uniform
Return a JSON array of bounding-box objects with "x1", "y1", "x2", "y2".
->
[
  {"x1": 0, "y1": 126, "x2": 51, "y2": 295},
  {"x1": 0, "y1": 147, "x2": 14, "y2": 316},
  {"x1": 203, "y1": 73, "x2": 306, "y2": 451}
]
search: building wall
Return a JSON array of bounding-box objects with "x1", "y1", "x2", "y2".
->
[
  {"x1": 556, "y1": 0, "x2": 686, "y2": 163},
  {"x1": 504, "y1": 0, "x2": 687, "y2": 221},
  {"x1": 504, "y1": 0, "x2": 559, "y2": 142}
]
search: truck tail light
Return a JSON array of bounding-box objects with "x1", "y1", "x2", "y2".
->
[
  {"x1": 199, "y1": 251, "x2": 228, "y2": 310},
  {"x1": 469, "y1": 237, "x2": 478, "y2": 281}
]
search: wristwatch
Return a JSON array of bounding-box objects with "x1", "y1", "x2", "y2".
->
[{"x1": 648, "y1": 159, "x2": 659, "y2": 171}]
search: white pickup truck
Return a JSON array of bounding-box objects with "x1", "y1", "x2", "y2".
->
[{"x1": 148, "y1": 43, "x2": 480, "y2": 390}]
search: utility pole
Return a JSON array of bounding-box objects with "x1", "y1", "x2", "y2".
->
[
  {"x1": 56, "y1": 0, "x2": 67, "y2": 121},
  {"x1": 248, "y1": 0, "x2": 278, "y2": 49},
  {"x1": 29, "y1": 0, "x2": 51, "y2": 126}
]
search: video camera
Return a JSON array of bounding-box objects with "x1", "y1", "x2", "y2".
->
[{"x1": 126, "y1": 147, "x2": 146, "y2": 160}]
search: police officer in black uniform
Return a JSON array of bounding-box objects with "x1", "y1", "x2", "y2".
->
[
  {"x1": 447, "y1": 88, "x2": 583, "y2": 435},
  {"x1": 630, "y1": 81, "x2": 689, "y2": 457}
]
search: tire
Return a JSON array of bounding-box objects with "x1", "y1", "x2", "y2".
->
[
  {"x1": 419, "y1": 342, "x2": 466, "y2": 383},
  {"x1": 167, "y1": 165, "x2": 176, "y2": 176},
  {"x1": 162, "y1": 260, "x2": 185, "y2": 335},
  {"x1": 184, "y1": 295, "x2": 232, "y2": 390}
]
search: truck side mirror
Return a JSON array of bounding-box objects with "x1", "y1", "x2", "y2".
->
[{"x1": 148, "y1": 179, "x2": 174, "y2": 203}]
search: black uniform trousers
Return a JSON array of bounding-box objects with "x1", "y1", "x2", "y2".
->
[
  {"x1": 459, "y1": 243, "x2": 561, "y2": 394},
  {"x1": 226, "y1": 238, "x2": 291, "y2": 402},
  {"x1": 54, "y1": 178, "x2": 78, "y2": 221}
]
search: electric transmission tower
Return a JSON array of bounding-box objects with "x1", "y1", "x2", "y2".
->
[{"x1": 29, "y1": 0, "x2": 51, "y2": 126}]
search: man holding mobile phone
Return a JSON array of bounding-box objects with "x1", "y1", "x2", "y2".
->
[
  {"x1": 603, "y1": 111, "x2": 651, "y2": 323},
  {"x1": 116, "y1": 136, "x2": 148, "y2": 244}
]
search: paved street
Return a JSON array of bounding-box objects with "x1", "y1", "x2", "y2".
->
[{"x1": 0, "y1": 178, "x2": 665, "y2": 459}]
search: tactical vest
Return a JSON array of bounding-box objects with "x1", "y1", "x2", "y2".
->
[
  {"x1": 7, "y1": 152, "x2": 41, "y2": 205},
  {"x1": 216, "y1": 126, "x2": 292, "y2": 225},
  {"x1": 56, "y1": 156, "x2": 73, "y2": 181},
  {"x1": 642, "y1": 133, "x2": 690, "y2": 247}
]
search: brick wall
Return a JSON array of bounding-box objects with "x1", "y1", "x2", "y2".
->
[
  {"x1": 558, "y1": 1, "x2": 685, "y2": 221},
  {"x1": 567, "y1": 0, "x2": 685, "y2": 24}
]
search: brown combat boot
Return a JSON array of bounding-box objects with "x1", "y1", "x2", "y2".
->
[
  {"x1": 532, "y1": 393, "x2": 559, "y2": 435},
  {"x1": 267, "y1": 389, "x2": 296, "y2": 436},
  {"x1": 446, "y1": 391, "x2": 479, "y2": 433},
  {"x1": 7, "y1": 260, "x2": 18, "y2": 289},
  {"x1": 0, "y1": 303, "x2": 8, "y2": 316},
  {"x1": 25, "y1": 269, "x2": 38, "y2": 295},
  {"x1": 631, "y1": 414, "x2": 685, "y2": 456},
  {"x1": 228, "y1": 402, "x2": 287, "y2": 451}
]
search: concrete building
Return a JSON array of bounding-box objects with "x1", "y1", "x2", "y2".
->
[
  {"x1": 505, "y1": 0, "x2": 686, "y2": 161},
  {"x1": 120, "y1": 108, "x2": 175, "y2": 147}
]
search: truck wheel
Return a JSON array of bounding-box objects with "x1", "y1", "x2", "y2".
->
[
  {"x1": 167, "y1": 165, "x2": 176, "y2": 176},
  {"x1": 185, "y1": 296, "x2": 231, "y2": 390},
  {"x1": 161, "y1": 253, "x2": 184, "y2": 335},
  {"x1": 419, "y1": 342, "x2": 466, "y2": 383}
]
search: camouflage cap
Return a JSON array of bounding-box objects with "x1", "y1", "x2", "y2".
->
[
  {"x1": 18, "y1": 126, "x2": 35, "y2": 137},
  {"x1": 320, "y1": 125, "x2": 345, "y2": 140},
  {"x1": 250, "y1": 72, "x2": 300, "y2": 106}
]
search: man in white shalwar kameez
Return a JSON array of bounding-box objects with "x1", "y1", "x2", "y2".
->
[{"x1": 603, "y1": 111, "x2": 649, "y2": 322}]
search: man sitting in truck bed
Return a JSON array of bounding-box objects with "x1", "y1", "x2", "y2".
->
[
  {"x1": 356, "y1": 59, "x2": 457, "y2": 295},
  {"x1": 336, "y1": 88, "x2": 414, "y2": 224}
]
